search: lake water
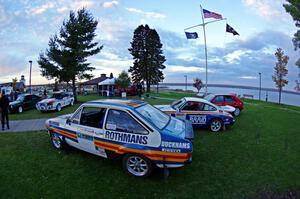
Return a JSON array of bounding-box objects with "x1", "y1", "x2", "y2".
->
[{"x1": 157, "y1": 85, "x2": 300, "y2": 107}]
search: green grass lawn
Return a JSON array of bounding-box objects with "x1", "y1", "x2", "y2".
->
[{"x1": 1, "y1": 92, "x2": 300, "y2": 198}]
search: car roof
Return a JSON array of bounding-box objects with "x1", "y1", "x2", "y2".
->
[
  {"x1": 84, "y1": 99, "x2": 146, "y2": 109},
  {"x1": 183, "y1": 97, "x2": 219, "y2": 108},
  {"x1": 207, "y1": 93, "x2": 237, "y2": 97}
]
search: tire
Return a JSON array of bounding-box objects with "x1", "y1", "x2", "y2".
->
[
  {"x1": 50, "y1": 133, "x2": 64, "y2": 150},
  {"x1": 18, "y1": 106, "x2": 23, "y2": 113},
  {"x1": 234, "y1": 108, "x2": 241, "y2": 116},
  {"x1": 70, "y1": 100, "x2": 74, "y2": 106},
  {"x1": 122, "y1": 154, "x2": 153, "y2": 177},
  {"x1": 56, "y1": 104, "x2": 62, "y2": 112},
  {"x1": 209, "y1": 119, "x2": 223, "y2": 132}
]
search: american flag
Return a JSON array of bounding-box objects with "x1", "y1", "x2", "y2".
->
[{"x1": 203, "y1": 9, "x2": 223, "y2": 19}]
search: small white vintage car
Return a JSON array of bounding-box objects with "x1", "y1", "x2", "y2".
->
[
  {"x1": 45, "y1": 99, "x2": 194, "y2": 177},
  {"x1": 36, "y1": 91, "x2": 74, "y2": 112}
]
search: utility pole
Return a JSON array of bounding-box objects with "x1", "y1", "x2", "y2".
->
[
  {"x1": 259, "y1": 72, "x2": 261, "y2": 100},
  {"x1": 184, "y1": 75, "x2": 187, "y2": 91},
  {"x1": 29, "y1": 60, "x2": 32, "y2": 94}
]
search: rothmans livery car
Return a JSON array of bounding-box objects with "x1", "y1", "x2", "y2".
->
[
  {"x1": 155, "y1": 97, "x2": 235, "y2": 132},
  {"x1": 46, "y1": 99, "x2": 194, "y2": 177},
  {"x1": 36, "y1": 92, "x2": 74, "y2": 112}
]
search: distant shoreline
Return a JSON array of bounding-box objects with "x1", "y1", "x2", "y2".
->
[{"x1": 159, "y1": 83, "x2": 300, "y2": 95}]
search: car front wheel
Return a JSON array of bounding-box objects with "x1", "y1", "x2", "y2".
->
[
  {"x1": 56, "y1": 104, "x2": 61, "y2": 112},
  {"x1": 70, "y1": 100, "x2": 74, "y2": 106},
  {"x1": 122, "y1": 154, "x2": 153, "y2": 177},
  {"x1": 18, "y1": 106, "x2": 23, "y2": 113},
  {"x1": 51, "y1": 133, "x2": 64, "y2": 149},
  {"x1": 210, "y1": 119, "x2": 223, "y2": 132},
  {"x1": 234, "y1": 108, "x2": 241, "y2": 116}
]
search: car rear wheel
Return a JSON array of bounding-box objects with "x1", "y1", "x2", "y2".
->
[
  {"x1": 51, "y1": 133, "x2": 64, "y2": 149},
  {"x1": 122, "y1": 154, "x2": 153, "y2": 177},
  {"x1": 210, "y1": 119, "x2": 223, "y2": 132},
  {"x1": 56, "y1": 104, "x2": 61, "y2": 112},
  {"x1": 18, "y1": 106, "x2": 23, "y2": 113},
  {"x1": 234, "y1": 108, "x2": 241, "y2": 116}
]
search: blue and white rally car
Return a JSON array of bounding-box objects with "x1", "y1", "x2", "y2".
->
[
  {"x1": 155, "y1": 97, "x2": 235, "y2": 132},
  {"x1": 46, "y1": 99, "x2": 194, "y2": 177}
]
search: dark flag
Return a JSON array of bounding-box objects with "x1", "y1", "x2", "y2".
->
[
  {"x1": 185, "y1": 32, "x2": 198, "y2": 39},
  {"x1": 203, "y1": 9, "x2": 223, "y2": 19},
  {"x1": 226, "y1": 24, "x2": 239, "y2": 36}
]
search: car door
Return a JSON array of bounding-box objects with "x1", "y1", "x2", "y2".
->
[
  {"x1": 23, "y1": 95, "x2": 32, "y2": 110},
  {"x1": 66, "y1": 106, "x2": 108, "y2": 157},
  {"x1": 224, "y1": 95, "x2": 237, "y2": 107},
  {"x1": 180, "y1": 101, "x2": 207, "y2": 127},
  {"x1": 212, "y1": 95, "x2": 224, "y2": 106}
]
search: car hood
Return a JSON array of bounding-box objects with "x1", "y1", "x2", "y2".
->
[
  {"x1": 154, "y1": 104, "x2": 175, "y2": 112},
  {"x1": 38, "y1": 98, "x2": 56, "y2": 104},
  {"x1": 220, "y1": 105, "x2": 235, "y2": 113},
  {"x1": 9, "y1": 101, "x2": 21, "y2": 106}
]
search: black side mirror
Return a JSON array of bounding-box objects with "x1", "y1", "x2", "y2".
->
[{"x1": 66, "y1": 118, "x2": 71, "y2": 125}]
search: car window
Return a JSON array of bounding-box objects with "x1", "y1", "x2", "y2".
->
[
  {"x1": 171, "y1": 99, "x2": 185, "y2": 109},
  {"x1": 135, "y1": 104, "x2": 170, "y2": 130},
  {"x1": 213, "y1": 96, "x2": 224, "y2": 103},
  {"x1": 80, "y1": 107, "x2": 107, "y2": 129},
  {"x1": 24, "y1": 95, "x2": 31, "y2": 101},
  {"x1": 203, "y1": 103, "x2": 217, "y2": 111},
  {"x1": 182, "y1": 101, "x2": 204, "y2": 111},
  {"x1": 224, "y1": 96, "x2": 235, "y2": 102},
  {"x1": 106, "y1": 109, "x2": 148, "y2": 134}
]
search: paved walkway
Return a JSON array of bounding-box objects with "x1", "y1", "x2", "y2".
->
[{"x1": 0, "y1": 118, "x2": 48, "y2": 133}]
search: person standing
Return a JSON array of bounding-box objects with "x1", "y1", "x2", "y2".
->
[{"x1": 0, "y1": 90, "x2": 10, "y2": 130}]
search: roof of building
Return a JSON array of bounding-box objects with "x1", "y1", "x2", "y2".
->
[
  {"x1": 85, "y1": 99, "x2": 146, "y2": 109},
  {"x1": 82, "y1": 76, "x2": 108, "y2": 86}
]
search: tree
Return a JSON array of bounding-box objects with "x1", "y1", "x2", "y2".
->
[
  {"x1": 38, "y1": 8, "x2": 102, "y2": 102},
  {"x1": 12, "y1": 78, "x2": 18, "y2": 91},
  {"x1": 193, "y1": 78, "x2": 203, "y2": 93},
  {"x1": 283, "y1": 1, "x2": 300, "y2": 91},
  {"x1": 115, "y1": 71, "x2": 131, "y2": 89},
  {"x1": 128, "y1": 24, "x2": 166, "y2": 92},
  {"x1": 272, "y1": 48, "x2": 289, "y2": 104}
]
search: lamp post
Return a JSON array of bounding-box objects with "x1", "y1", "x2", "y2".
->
[
  {"x1": 258, "y1": 72, "x2": 261, "y2": 101},
  {"x1": 29, "y1": 60, "x2": 32, "y2": 94},
  {"x1": 184, "y1": 75, "x2": 187, "y2": 91}
]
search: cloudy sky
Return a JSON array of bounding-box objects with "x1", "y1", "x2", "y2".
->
[{"x1": 0, "y1": 0, "x2": 299, "y2": 90}]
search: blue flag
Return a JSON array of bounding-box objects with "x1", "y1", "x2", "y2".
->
[{"x1": 185, "y1": 32, "x2": 198, "y2": 39}]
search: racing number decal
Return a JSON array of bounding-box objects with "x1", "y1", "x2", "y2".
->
[{"x1": 189, "y1": 115, "x2": 207, "y2": 124}]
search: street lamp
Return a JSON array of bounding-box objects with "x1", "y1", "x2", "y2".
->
[
  {"x1": 258, "y1": 72, "x2": 261, "y2": 101},
  {"x1": 29, "y1": 60, "x2": 32, "y2": 94},
  {"x1": 184, "y1": 75, "x2": 187, "y2": 91}
]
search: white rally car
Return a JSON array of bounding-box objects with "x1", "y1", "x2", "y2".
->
[
  {"x1": 46, "y1": 99, "x2": 194, "y2": 177},
  {"x1": 36, "y1": 92, "x2": 74, "y2": 112}
]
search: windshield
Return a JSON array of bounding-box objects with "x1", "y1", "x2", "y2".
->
[
  {"x1": 16, "y1": 95, "x2": 24, "y2": 102},
  {"x1": 204, "y1": 94, "x2": 215, "y2": 101},
  {"x1": 171, "y1": 98, "x2": 185, "y2": 109},
  {"x1": 135, "y1": 104, "x2": 170, "y2": 130},
  {"x1": 51, "y1": 93, "x2": 63, "y2": 99}
]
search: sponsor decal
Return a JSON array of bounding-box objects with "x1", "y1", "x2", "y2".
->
[
  {"x1": 161, "y1": 141, "x2": 191, "y2": 149},
  {"x1": 105, "y1": 131, "x2": 148, "y2": 145},
  {"x1": 162, "y1": 148, "x2": 181, "y2": 153},
  {"x1": 189, "y1": 115, "x2": 206, "y2": 124}
]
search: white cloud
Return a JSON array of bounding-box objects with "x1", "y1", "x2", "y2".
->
[
  {"x1": 239, "y1": 76, "x2": 258, "y2": 80},
  {"x1": 242, "y1": 0, "x2": 282, "y2": 18},
  {"x1": 102, "y1": 1, "x2": 119, "y2": 8},
  {"x1": 166, "y1": 65, "x2": 215, "y2": 73},
  {"x1": 30, "y1": 2, "x2": 55, "y2": 16},
  {"x1": 71, "y1": 0, "x2": 94, "y2": 10},
  {"x1": 126, "y1": 7, "x2": 166, "y2": 19},
  {"x1": 224, "y1": 50, "x2": 250, "y2": 64}
]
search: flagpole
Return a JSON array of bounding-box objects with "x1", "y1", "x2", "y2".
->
[{"x1": 200, "y1": 4, "x2": 208, "y2": 96}]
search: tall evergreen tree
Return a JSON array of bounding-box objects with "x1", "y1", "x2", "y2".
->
[
  {"x1": 128, "y1": 24, "x2": 166, "y2": 92},
  {"x1": 283, "y1": 1, "x2": 300, "y2": 91},
  {"x1": 273, "y1": 48, "x2": 289, "y2": 104},
  {"x1": 38, "y1": 8, "x2": 102, "y2": 102}
]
